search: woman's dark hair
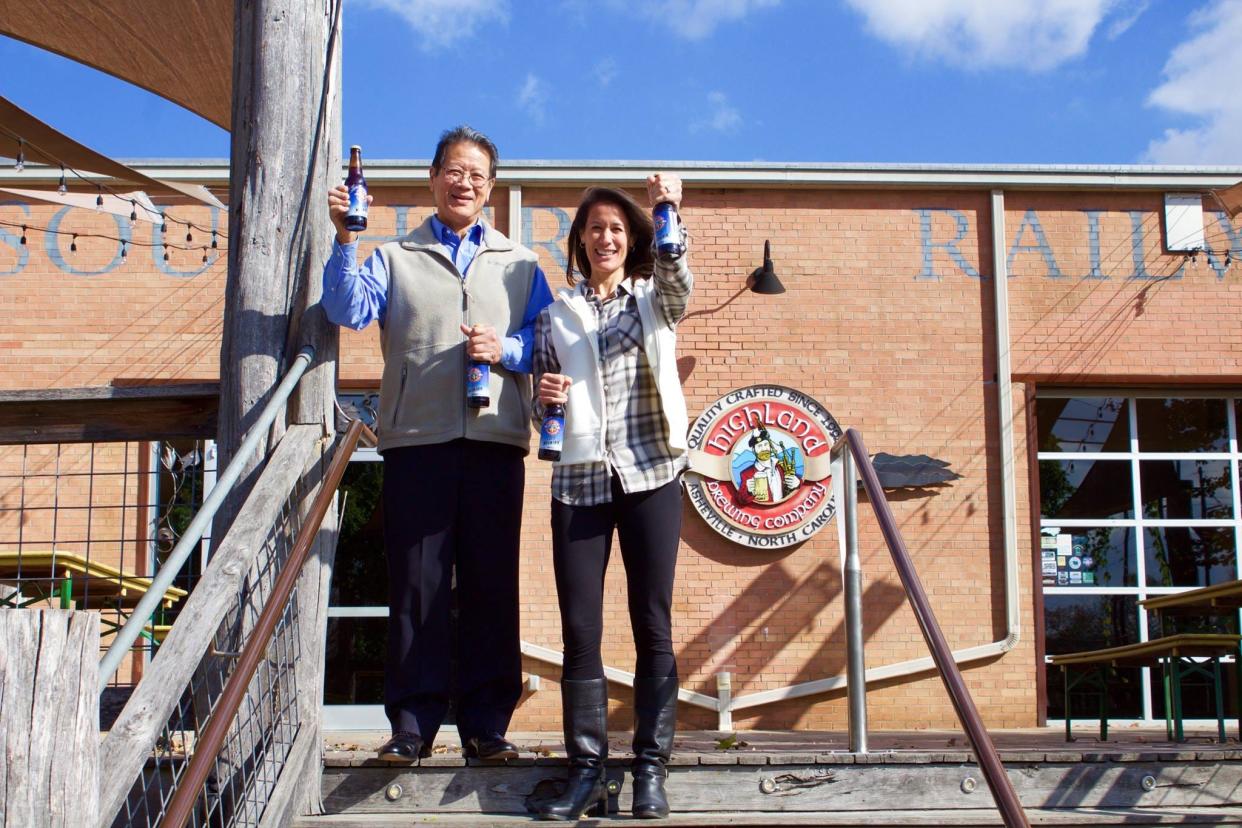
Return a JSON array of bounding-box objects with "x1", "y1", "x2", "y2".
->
[
  {"x1": 431, "y1": 125, "x2": 499, "y2": 179},
  {"x1": 565, "y1": 187, "x2": 654, "y2": 286}
]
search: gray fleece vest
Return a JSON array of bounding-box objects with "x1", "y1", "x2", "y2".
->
[{"x1": 375, "y1": 217, "x2": 538, "y2": 454}]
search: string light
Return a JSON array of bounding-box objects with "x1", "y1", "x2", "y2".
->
[
  {"x1": 19, "y1": 225, "x2": 27, "y2": 246},
  {"x1": 185, "y1": 224, "x2": 193, "y2": 244},
  {"x1": 0, "y1": 218, "x2": 226, "y2": 257},
  {"x1": 120, "y1": 241, "x2": 127, "y2": 264},
  {"x1": 129, "y1": 200, "x2": 138, "y2": 227},
  {"x1": 70, "y1": 234, "x2": 77, "y2": 253},
  {"x1": 0, "y1": 151, "x2": 227, "y2": 242},
  {"x1": 210, "y1": 230, "x2": 218, "y2": 249},
  {"x1": 163, "y1": 244, "x2": 170, "y2": 262},
  {"x1": 161, "y1": 219, "x2": 167, "y2": 234},
  {"x1": 202, "y1": 249, "x2": 209, "y2": 264}
]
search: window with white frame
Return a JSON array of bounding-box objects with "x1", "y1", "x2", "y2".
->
[{"x1": 1036, "y1": 393, "x2": 1241, "y2": 722}]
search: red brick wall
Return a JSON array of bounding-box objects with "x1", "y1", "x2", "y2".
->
[{"x1": 3, "y1": 180, "x2": 1239, "y2": 731}]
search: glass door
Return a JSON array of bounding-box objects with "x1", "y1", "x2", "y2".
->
[{"x1": 324, "y1": 395, "x2": 390, "y2": 729}]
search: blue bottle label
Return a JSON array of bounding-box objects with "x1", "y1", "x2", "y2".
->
[
  {"x1": 653, "y1": 202, "x2": 680, "y2": 249},
  {"x1": 540, "y1": 412, "x2": 565, "y2": 454},
  {"x1": 466, "y1": 361, "x2": 490, "y2": 399},
  {"x1": 347, "y1": 183, "x2": 368, "y2": 220}
]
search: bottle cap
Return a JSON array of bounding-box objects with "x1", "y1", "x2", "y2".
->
[{"x1": 350, "y1": 144, "x2": 362, "y2": 151}]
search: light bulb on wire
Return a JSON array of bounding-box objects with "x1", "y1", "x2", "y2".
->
[
  {"x1": 129, "y1": 201, "x2": 138, "y2": 227},
  {"x1": 14, "y1": 141, "x2": 24, "y2": 173},
  {"x1": 70, "y1": 234, "x2": 77, "y2": 253},
  {"x1": 57, "y1": 167, "x2": 67, "y2": 196},
  {"x1": 95, "y1": 189, "x2": 104, "y2": 211},
  {"x1": 120, "y1": 241, "x2": 127, "y2": 265},
  {"x1": 210, "y1": 230, "x2": 218, "y2": 249}
]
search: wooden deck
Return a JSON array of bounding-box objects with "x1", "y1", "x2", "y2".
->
[{"x1": 306, "y1": 728, "x2": 1242, "y2": 826}]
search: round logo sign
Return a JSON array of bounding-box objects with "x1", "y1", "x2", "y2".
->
[{"x1": 685, "y1": 385, "x2": 842, "y2": 549}]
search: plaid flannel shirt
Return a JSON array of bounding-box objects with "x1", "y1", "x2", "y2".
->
[{"x1": 533, "y1": 255, "x2": 693, "y2": 506}]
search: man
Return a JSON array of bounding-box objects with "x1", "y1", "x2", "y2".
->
[
  {"x1": 323, "y1": 126, "x2": 552, "y2": 762},
  {"x1": 736, "y1": 426, "x2": 800, "y2": 506}
]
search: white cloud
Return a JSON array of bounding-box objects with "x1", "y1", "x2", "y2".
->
[
  {"x1": 1144, "y1": 0, "x2": 1242, "y2": 164},
  {"x1": 693, "y1": 91, "x2": 742, "y2": 133},
  {"x1": 518, "y1": 73, "x2": 549, "y2": 124},
  {"x1": 1105, "y1": 0, "x2": 1150, "y2": 39},
  {"x1": 594, "y1": 57, "x2": 619, "y2": 87},
  {"x1": 357, "y1": 0, "x2": 509, "y2": 48},
  {"x1": 597, "y1": 0, "x2": 779, "y2": 39},
  {"x1": 840, "y1": 0, "x2": 1131, "y2": 71}
]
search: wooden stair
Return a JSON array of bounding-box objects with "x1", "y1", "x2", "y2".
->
[{"x1": 290, "y1": 732, "x2": 1242, "y2": 827}]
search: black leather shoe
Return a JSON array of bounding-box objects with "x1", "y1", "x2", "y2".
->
[
  {"x1": 378, "y1": 731, "x2": 430, "y2": 763},
  {"x1": 463, "y1": 734, "x2": 520, "y2": 760}
]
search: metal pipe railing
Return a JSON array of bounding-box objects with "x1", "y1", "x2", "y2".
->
[
  {"x1": 97, "y1": 346, "x2": 316, "y2": 692},
  {"x1": 162, "y1": 417, "x2": 372, "y2": 828},
  {"x1": 837, "y1": 427, "x2": 1029, "y2": 827},
  {"x1": 837, "y1": 446, "x2": 868, "y2": 753}
]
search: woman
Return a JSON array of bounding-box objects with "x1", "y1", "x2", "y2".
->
[{"x1": 532, "y1": 174, "x2": 691, "y2": 821}]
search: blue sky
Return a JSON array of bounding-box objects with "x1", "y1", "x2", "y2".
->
[{"x1": 2, "y1": 0, "x2": 1241, "y2": 166}]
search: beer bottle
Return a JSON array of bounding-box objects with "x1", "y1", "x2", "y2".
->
[
  {"x1": 538, "y1": 403, "x2": 565, "y2": 461},
  {"x1": 653, "y1": 202, "x2": 685, "y2": 262},
  {"x1": 344, "y1": 145, "x2": 368, "y2": 232},
  {"x1": 466, "y1": 359, "x2": 490, "y2": 409}
]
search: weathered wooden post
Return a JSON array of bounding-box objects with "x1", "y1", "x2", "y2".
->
[
  {"x1": 212, "y1": 0, "x2": 343, "y2": 819},
  {"x1": 0, "y1": 609, "x2": 100, "y2": 827}
]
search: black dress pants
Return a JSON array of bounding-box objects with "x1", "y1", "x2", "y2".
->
[
  {"x1": 381, "y1": 439, "x2": 524, "y2": 743},
  {"x1": 551, "y1": 476, "x2": 682, "y2": 682}
]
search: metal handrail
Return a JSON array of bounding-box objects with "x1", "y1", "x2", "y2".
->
[
  {"x1": 97, "y1": 345, "x2": 316, "y2": 692},
  {"x1": 162, "y1": 417, "x2": 373, "y2": 828},
  {"x1": 835, "y1": 427, "x2": 1029, "y2": 828}
]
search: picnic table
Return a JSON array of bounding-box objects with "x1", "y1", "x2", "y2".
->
[{"x1": 1049, "y1": 579, "x2": 1242, "y2": 743}]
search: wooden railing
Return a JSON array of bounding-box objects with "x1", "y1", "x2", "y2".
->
[
  {"x1": 161, "y1": 418, "x2": 369, "y2": 827},
  {"x1": 98, "y1": 411, "x2": 369, "y2": 828}
]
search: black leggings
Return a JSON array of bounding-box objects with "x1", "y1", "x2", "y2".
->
[{"x1": 551, "y1": 476, "x2": 682, "y2": 682}]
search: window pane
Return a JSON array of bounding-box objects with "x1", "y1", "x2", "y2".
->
[
  {"x1": 1044, "y1": 594, "x2": 1139, "y2": 654},
  {"x1": 1039, "y1": 459, "x2": 1134, "y2": 519},
  {"x1": 1040, "y1": 528, "x2": 1137, "y2": 588},
  {"x1": 1140, "y1": 460, "x2": 1233, "y2": 519},
  {"x1": 1148, "y1": 604, "x2": 1238, "y2": 638},
  {"x1": 1044, "y1": 595, "x2": 1142, "y2": 721},
  {"x1": 330, "y1": 462, "x2": 387, "y2": 606},
  {"x1": 1135, "y1": 398, "x2": 1228, "y2": 452},
  {"x1": 1144, "y1": 527, "x2": 1237, "y2": 588},
  {"x1": 1036, "y1": 397, "x2": 1130, "y2": 453},
  {"x1": 1046, "y1": 665, "x2": 1143, "y2": 720},
  {"x1": 1150, "y1": 660, "x2": 1240, "y2": 721},
  {"x1": 323, "y1": 617, "x2": 387, "y2": 704}
]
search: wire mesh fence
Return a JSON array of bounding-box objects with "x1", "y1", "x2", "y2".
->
[
  {"x1": 110, "y1": 472, "x2": 307, "y2": 828},
  {"x1": 0, "y1": 439, "x2": 210, "y2": 689}
]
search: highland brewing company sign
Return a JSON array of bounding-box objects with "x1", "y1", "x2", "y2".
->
[{"x1": 685, "y1": 385, "x2": 843, "y2": 549}]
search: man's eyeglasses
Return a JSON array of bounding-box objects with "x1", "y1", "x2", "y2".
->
[{"x1": 440, "y1": 167, "x2": 492, "y2": 188}]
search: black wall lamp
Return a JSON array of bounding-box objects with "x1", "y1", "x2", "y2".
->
[{"x1": 749, "y1": 240, "x2": 785, "y2": 294}]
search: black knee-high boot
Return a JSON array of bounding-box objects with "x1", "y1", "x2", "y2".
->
[
  {"x1": 538, "y1": 678, "x2": 609, "y2": 821},
  {"x1": 631, "y1": 676, "x2": 677, "y2": 819}
]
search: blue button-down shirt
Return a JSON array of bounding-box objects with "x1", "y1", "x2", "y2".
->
[{"x1": 322, "y1": 217, "x2": 553, "y2": 372}]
